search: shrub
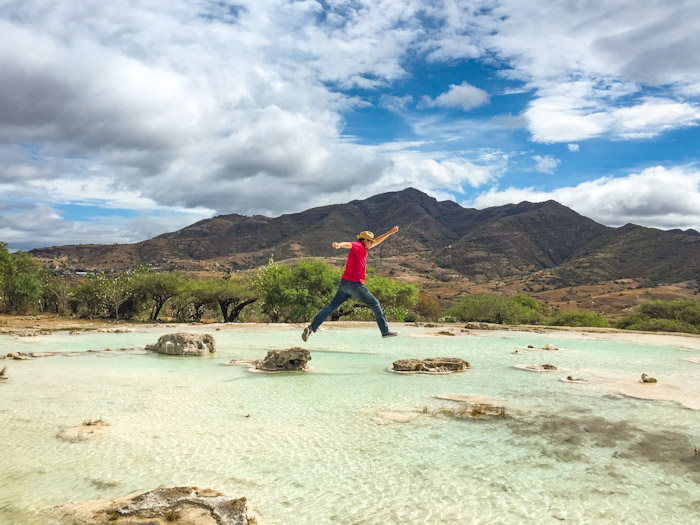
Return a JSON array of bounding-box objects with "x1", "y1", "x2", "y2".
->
[
  {"x1": 617, "y1": 299, "x2": 700, "y2": 334},
  {"x1": 413, "y1": 294, "x2": 443, "y2": 321},
  {"x1": 444, "y1": 293, "x2": 545, "y2": 325},
  {"x1": 549, "y1": 310, "x2": 610, "y2": 328},
  {"x1": 617, "y1": 315, "x2": 698, "y2": 333},
  {"x1": 0, "y1": 243, "x2": 42, "y2": 314}
]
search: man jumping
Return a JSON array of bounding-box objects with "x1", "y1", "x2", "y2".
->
[{"x1": 302, "y1": 226, "x2": 400, "y2": 341}]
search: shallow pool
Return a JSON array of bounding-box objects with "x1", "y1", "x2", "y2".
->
[{"x1": 1, "y1": 324, "x2": 699, "y2": 524}]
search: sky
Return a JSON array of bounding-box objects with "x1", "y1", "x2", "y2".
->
[{"x1": 2, "y1": 0, "x2": 700, "y2": 251}]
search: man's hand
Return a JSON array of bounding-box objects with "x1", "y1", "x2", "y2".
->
[
  {"x1": 332, "y1": 242, "x2": 341, "y2": 249},
  {"x1": 390, "y1": 225, "x2": 399, "y2": 234}
]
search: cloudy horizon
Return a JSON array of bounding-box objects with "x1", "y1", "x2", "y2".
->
[{"x1": 2, "y1": 0, "x2": 700, "y2": 250}]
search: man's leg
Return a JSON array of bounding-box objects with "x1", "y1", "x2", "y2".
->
[
  {"x1": 347, "y1": 282, "x2": 395, "y2": 337},
  {"x1": 303, "y1": 283, "x2": 351, "y2": 340}
]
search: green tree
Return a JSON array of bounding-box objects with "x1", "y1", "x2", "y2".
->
[
  {"x1": 361, "y1": 274, "x2": 418, "y2": 321},
  {"x1": 39, "y1": 270, "x2": 71, "y2": 314},
  {"x1": 445, "y1": 293, "x2": 545, "y2": 325},
  {"x1": 101, "y1": 273, "x2": 136, "y2": 320},
  {"x1": 617, "y1": 299, "x2": 700, "y2": 334},
  {"x1": 170, "y1": 280, "x2": 212, "y2": 322},
  {"x1": 254, "y1": 258, "x2": 341, "y2": 323},
  {"x1": 132, "y1": 271, "x2": 185, "y2": 321},
  {"x1": 71, "y1": 274, "x2": 106, "y2": 318},
  {"x1": 413, "y1": 293, "x2": 443, "y2": 321},
  {"x1": 70, "y1": 272, "x2": 140, "y2": 319},
  {"x1": 286, "y1": 260, "x2": 339, "y2": 322},
  {"x1": 0, "y1": 242, "x2": 43, "y2": 314},
  {"x1": 208, "y1": 276, "x2": 258, "y2": 322},
  {"x1": 254, "y1": 256, "x2": 294, "y2": 322},
  {"x1": 363, "y1": 275, "x2": 416, "y2": 309}
]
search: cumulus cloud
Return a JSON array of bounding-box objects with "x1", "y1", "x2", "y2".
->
[
  {"x1": 467, "y1": 166, "x2": 700, "y2": 232},
  {"x1": 420, "y1": 82, "x2": 490, "y2": 111},
  {"x1": 568, "y1": 144, "x2": 579, "y2": 152},
  {"x1": 532, "y1": 155, "x2": 559, "y2": 174},
  {"x1": 526, "y1": 89, "x2": 700, "y2": 142},
  {"x1": 2, "y1": 0, "x2": 700, "y2": 249},
  {"x1": 472, "y1": 1, "x2": 700, "y2": 142},
  {"x1": 0, "y1": 203, "x2": 211, "y2": 251},
  {"x1": 0, "y1": 0, "x2": 511, "y2": 248}
]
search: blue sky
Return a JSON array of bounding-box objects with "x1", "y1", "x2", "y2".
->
[{"x1": 1, "y1": 0, "x2": 700, "y2": 250}]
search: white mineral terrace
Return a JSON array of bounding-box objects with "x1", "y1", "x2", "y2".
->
[{"x1": 1, "y1": 323, "x2": 699, "y2": 524}]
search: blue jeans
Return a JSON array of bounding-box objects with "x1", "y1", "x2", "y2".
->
[{"x1": 310, "y1": 279, "x2": 390, "y2": 335}]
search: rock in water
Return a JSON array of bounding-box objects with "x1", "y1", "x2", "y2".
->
[
  {"x1": 256, "y1": 347, "x2": 311, "y2": 371},
  {"x1": 463, "y1": 322, "x2": 509, "y2": 331},
  {"x1": 49, "y1": 485, "x2": 260, "y2": 524},
  {"x1": 392, "y1": 357, "x2": 470, "y2": 373},
  {"x1": 146, "y1": 333, "x2": 216, "y2": 356}
]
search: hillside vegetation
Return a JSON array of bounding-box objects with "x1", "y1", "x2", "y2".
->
[{"x1": 4, "y1": 241, "x2": 700, "y2": 333}]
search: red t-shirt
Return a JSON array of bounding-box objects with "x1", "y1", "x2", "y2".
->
[{"x1": 341, "y1": 241, "x2": 368, "y2": 284}]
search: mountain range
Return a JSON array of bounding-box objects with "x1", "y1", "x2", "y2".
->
[{"x1": 31, "y1": 188, "x2": 700, "y2": 309}]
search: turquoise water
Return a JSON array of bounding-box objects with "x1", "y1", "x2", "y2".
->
[{"x1": 1, "y1": 324, "x2": 699, "y2": 524}]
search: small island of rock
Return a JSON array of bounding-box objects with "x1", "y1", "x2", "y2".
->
[
  {"x1": 146, "y1": 333, "x2": 216, "y2": 356},
  {"x1": 256, "y1": 347, "x2": 311, "y2": 371},
  {"x1": 49, "y1": 485, "x2": 261, "y2": 524},
  {"x1": 392, "y1": 357, "x2": 470, "y2": 374}
]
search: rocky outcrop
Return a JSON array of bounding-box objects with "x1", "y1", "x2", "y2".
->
[
  {"x1": 435, "y1": 394, "x2": 508, "y2": 419},
  {"x1": 49, "y1": 485, "x2": 261, "y2": 524},
  {"x1": 392, "y1": 357, "x2": 470, "y2": 374},
  {"x1": 255, "y1": 348, "x2": 311, "y2": 371},
  {"x1": 463, "y1": 322, "x2": 510, "y2": 331},
  {"x1": 513, "y1": 364, "x2": 559, "y2": 372},
  {"x1": 146, "y1": 333, "x2": 216, "y2": 356},
  {"x1": 57, "y1": 419, "x2": 110, "y2": 443}
]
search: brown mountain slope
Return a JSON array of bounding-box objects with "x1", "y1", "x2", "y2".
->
[
  {"x1": 30, "y1": 188, "x2": 700, "y2": 292},
  {"x1": 432, "y1": 200, "x2": 610, "y2": 281}
]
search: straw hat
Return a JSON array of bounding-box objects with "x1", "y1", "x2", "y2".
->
[{"x1": 357, "y1": 231, "x2": 374, "y2": 241}]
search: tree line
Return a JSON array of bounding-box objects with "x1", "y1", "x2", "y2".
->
[
  {"x1": 2, "y1": 241, "x2": 699, "y2": 333},
  {"x1": 442, "y1": 293, "x2": 700, "y2": 333},
  {"x1": 1, "y1": 244, "x2": 420, "y2": 323}
]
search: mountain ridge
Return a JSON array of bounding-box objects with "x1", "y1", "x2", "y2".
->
[{"x1": 30, "y1": 188, "x2": 700, "y2": 291}]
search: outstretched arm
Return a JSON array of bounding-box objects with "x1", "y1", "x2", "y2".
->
[
  {"x1": 368, "y1": 225, "x2": 399, "y2": 249},
  {"x1": 332, "y1": 242, "x2": 353, "y2": 249}
]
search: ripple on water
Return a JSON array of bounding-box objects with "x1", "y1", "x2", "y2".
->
[{"x1": 1, "y1": 325, "x2": 699, "y2": 524}]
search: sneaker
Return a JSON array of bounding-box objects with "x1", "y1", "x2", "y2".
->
[
  {"x1": 302, "y1": 326, "x2": 312, "y2": 342},
  {"x1": 382, "y1": 331, "x2": 398, "y2": 338}
]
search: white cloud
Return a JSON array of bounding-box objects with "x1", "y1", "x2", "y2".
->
[
  {"x1": 0, "y1": 203, "x2": 211, "y2": 251},
  {"x1": 467, "y1": 166, "x2": 700, "y2": 232},
  {"x1": 568, "y1": 144, "x2": 579, "y2": 152},
  {"x1": 379, "y1": 94, "x2": 414, "y2": 114},
  {"x1": 420, "y1": 81, "x2": 490, "y2": 111},
  {"x1": 526, "y1": 88, "x2": 700, "y2": 143},
  {"x1": 2, "y1": 0, "x2": 700, "y2": 249},
  {"x1": 611, "y1": 98, "x2": 700, "y2": 139},
  {"x1": 459, "y1": 0, "x2": 700, "y2": 143},
  {"x1": 532, "y1": 155, "x2": 559, "y2": 174}
]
